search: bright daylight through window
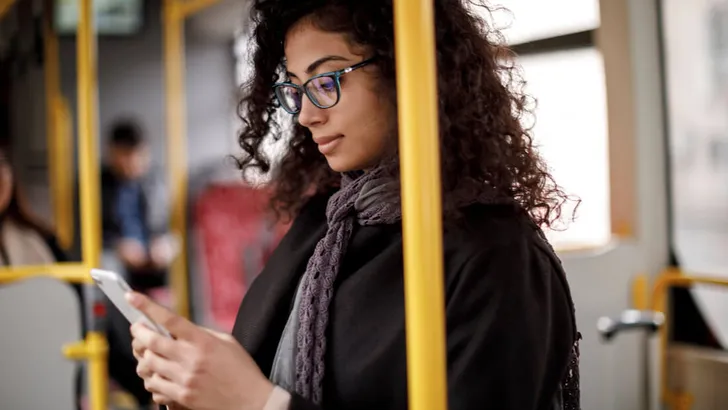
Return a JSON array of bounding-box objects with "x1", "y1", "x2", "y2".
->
[{"x1": 489, "y1": 0, "x2": 611, "y2": 249}]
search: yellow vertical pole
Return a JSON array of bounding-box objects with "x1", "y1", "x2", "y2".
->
[
  {"x1": 44, "y1": 0, "x2": 74, "y2": 250},
  {"x1": 0, "y1": 0, "x2": 16, "y2": 18},
  {"x1": 77, "y1": 0, "x2": 108, "y2": 409},
  {"x1": 393, "y1": 0, "x2": 448, "y2": 410},
  {"x1": 77, "y1": 0, "x2": 101, "y2": 268},
  {"x1": 177, "y1": 0, "x2": 221, "y2": 17},
  {"x1": 43, "y1": 3, "x2": 60, "y2": 228},
  {"x1": 163, "y1": 0, "x2": 190, "y2": 318}
]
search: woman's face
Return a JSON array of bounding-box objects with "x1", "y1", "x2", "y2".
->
[
  {"x1": 0, "y1": 153, "x2": 13, "y2": 213},
  {"x1": 283, "y1": 20, "x2": 397, "y2": 172}
]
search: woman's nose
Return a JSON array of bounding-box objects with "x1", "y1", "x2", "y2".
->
[{"x1": 297, "y1": 96, "x2": 326, "y2": 128}]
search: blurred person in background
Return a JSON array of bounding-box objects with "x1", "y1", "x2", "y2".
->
[
  {"x1": 0, "y1": 145, "x2": 64, "y2": 266},
  {"x1": 0, "y1": 144, "x2": 88, "y2": 409},
  {"x1": 101, "y1": 119, "x2": 177, "y2": 291},
  {"x1": 100, "y1": 119, "x2": 177, "y2": 409}
]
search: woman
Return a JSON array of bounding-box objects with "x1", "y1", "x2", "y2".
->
[
  {"x1": 0, "y1": 148, "x2": 64, "y2": 265},
  {"x1": 129, "y1": 0, "x2": 581, "y2": 409}
]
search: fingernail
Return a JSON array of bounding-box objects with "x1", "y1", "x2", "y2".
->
[{"x1": 126, "y1": 292, "x2": 141, "y2": 307}]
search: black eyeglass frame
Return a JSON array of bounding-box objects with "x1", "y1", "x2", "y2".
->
[{"x1": 272, "y1": 57, "x2": 377, "y2": 114}]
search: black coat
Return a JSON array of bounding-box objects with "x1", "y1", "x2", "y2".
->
[{"x1": 233, "y1": 193, "x2": 577, "y2": 410}]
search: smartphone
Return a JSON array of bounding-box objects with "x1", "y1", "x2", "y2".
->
[{"x1": 90, "y1": 268, "x2": 171, "y2": 338}]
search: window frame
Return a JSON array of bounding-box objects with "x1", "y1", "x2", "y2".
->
[{"x1": 507, "y1": 0, "x2": 637, "y2": 251}]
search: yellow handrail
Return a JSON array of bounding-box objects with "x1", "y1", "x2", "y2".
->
[
  {"x1": 0, "y1": 263, "x2": 92, "y2": 284},
  {"x1": 0, "y1": 0, "x2": 15, "y2": 19},
  {"x1": 651, "y1": 269, "x2": 728, "y2": 410},
  {"x1": 77, "y1": 0, "x2": 108, "y2": 409},
  {"x1": 393, "y1": 0, "x2": 448, "y2": 410},
  {"x1": 64, "y1": 331, "x2": 109, "y2": 410},
  {"x1": 162, "y1": 0, "x2": 220, "y2": 318},
  {"x1": 77, "y1": 0, "x2": 102, "y2": 270},
  {"x1": 44, "y1": 2, "x2": 74, "y2": 250},
  {"x1": 54, "y1": 96, "x2": 75, "y2": 249},
  {"x1": 163, "y1": 0, "x2": 190, "y2": 318}
]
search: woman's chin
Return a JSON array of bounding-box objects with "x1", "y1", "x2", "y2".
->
[
  {"x1": 325, "y1": 152, "x2": 381, "y2": 174},
  {"x1": 325, "y1": 156, "x2": 356, "y2": 173}
]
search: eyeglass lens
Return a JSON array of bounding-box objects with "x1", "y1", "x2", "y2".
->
[{"x1": 276, "y1": 75, "x2": 338, "y2": 113}]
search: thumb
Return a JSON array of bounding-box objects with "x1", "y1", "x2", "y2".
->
[{"x1": 126, "y1": 292, "x2": 197, "y2": 340}]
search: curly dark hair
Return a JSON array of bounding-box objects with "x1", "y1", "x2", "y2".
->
[{"x1": 236, "y1": 0, "x2": 574, "y2": 227}]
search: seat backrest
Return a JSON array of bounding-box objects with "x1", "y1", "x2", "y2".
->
[
  {"x1": 0, "y1": 276, "x2": 82, "y2": 410},
  {"x1": 193, "y1": 184, "x2": 289, "y2": 331}
]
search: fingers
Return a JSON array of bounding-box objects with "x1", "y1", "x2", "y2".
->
[
  {"x1": 132, "y1": 337, "x2": 145, "y2": 361},
  {"x1": 202, "y1": 327, "x2": 234, "y2": 341},
  {"x1": 127, "y1": 292, "x2": 198, "y2": 341},
  {"x1": 137, "y1": 350, "x2": 184, "y2": 384},
  {"x1": 136, "y1": 352, "x2": 179, "y2": 407},
  {"x1": 145, "y1": 372, "x2": 194, "y2": 408},
  {"x1": 131, "y1": 322, "x2": 180, "y2": 361},
  {"x1": 144, "y1": 373, "x2": 177, "y2": 405},
  {"x1": 152, "y1": 393, "x2": 174, "y2": 406},
  {"x1": 153, "y1": 394, "x2": 173, "y2": 406},
  {"x1": 131, "y1": 321, "x2": 155, "y2": 360},
  {"x1": 136, "y1": 353, "x2": 154, "y2": 379}
]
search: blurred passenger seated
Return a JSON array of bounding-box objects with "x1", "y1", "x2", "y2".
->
[
  {"x1": 100, "y1": 119, "x2": 176, "y2": 409},
  {"x1": 0, "y1": 145, "x2": 65, "y2": 266},
  {"x1": 0, "y1": 144, "x2": 87, "y2": 408}
]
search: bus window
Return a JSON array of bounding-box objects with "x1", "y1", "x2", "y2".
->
[
  {"x1": 483, "y1": 2, "x2": 611, "y2": 250},
  {"x1": 518, "y1": 49, "x2": 610, "y2": 249}
]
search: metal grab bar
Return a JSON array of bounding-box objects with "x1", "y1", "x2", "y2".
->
[
  {"x1": 598, "y1": 269, "x2": 728, "y2": 410},
  {"x1": 597, "y1": 309, "x2": 665, "y2": 341}
]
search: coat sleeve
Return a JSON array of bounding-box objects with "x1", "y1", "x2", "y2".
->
[{"x1": 444, "y1": 235, "x2": 575, "y2": 410}]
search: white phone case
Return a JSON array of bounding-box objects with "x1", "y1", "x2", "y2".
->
[{"x1": 90, "y1": 268, "x2": 171, "y2": 338}]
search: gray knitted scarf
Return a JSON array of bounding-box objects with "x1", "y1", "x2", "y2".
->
[
  {"x1": 294, "y1": 167, "x2": 399, "y2": 404},
  {"x1": 293, "y1": 168, "x2": 581, "y2": 409}
]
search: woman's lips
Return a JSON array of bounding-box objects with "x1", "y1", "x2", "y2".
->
[{"x1": 314, "y1": 135, "x2": 343, "y2": 155}]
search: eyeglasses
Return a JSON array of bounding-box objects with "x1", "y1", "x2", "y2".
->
[{"x1": 273, "y1": 57, "x2": 376, "y2": 115}]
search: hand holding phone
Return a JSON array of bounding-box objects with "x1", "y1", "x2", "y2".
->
[{"x1": 90, "y1": 268, "x2": 171, "y2": 338}]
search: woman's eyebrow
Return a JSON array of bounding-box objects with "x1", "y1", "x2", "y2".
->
[{"x1": 287, "y1": 55, "x2": 350, "y2": 78}]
